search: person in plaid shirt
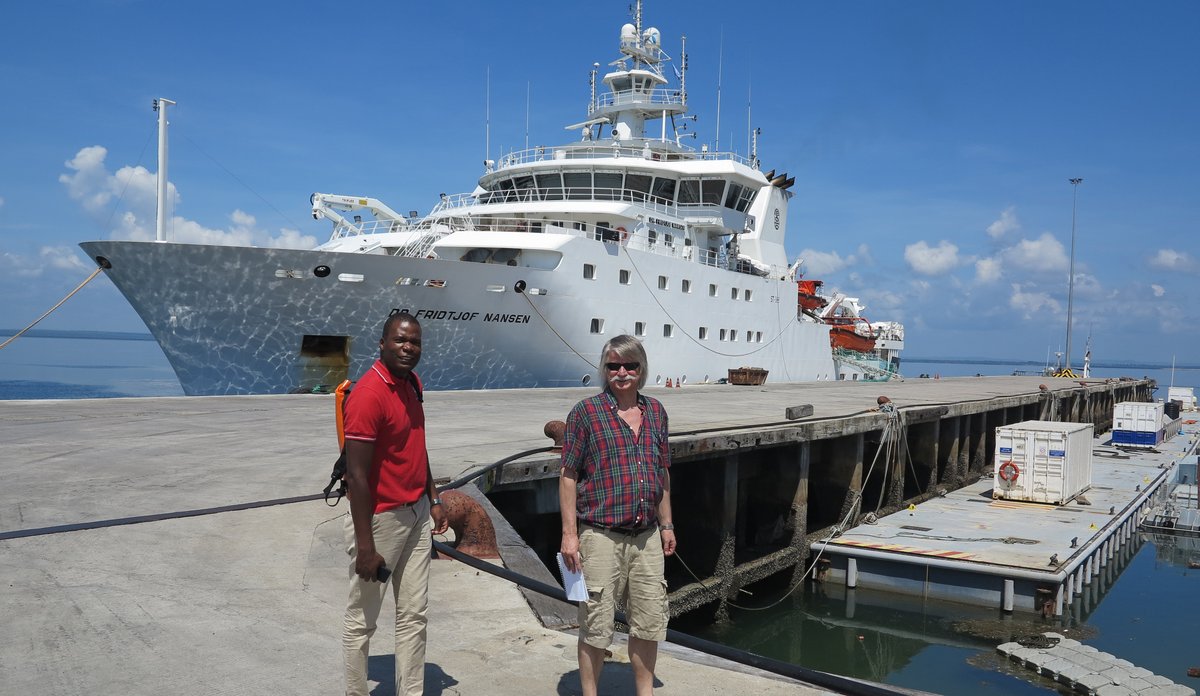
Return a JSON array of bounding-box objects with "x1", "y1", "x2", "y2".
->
[{"x1": 559, "y1": 334, "x2": 676, "y2": 696}]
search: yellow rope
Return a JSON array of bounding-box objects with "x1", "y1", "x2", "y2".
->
[{"x1": 0, "y1": 267, "x2": 104, "y2": 350}]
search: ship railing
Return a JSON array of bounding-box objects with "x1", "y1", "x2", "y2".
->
[
  {"x1": 382, "y1": 213, "x2": 780, "y2": 278},
  {"x1": 592, "y1": 88, "x2": 684, "y2": 111},
  {"x1": 328, "y1": 218, "x2": 413, "y2": 240},
  {"x1": 432, "y1": 187, "x2": 737, "y2": 225},
  {"x1": 489, "y1": 144, "x2": 756, "y2": 169},
  {"x1": 832, "y1": 348, "x2": 900, "y2": 380}
]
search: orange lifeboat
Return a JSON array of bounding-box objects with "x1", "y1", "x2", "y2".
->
[
  {"x1": 797, "y1": 279, "x2": 828, "y2": 312},
  {"x1": 827, "y1": 318, "x2": 877, "y2": 352}
]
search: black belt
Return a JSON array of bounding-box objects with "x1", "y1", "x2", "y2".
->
[{"x1": 583, "y1": 521, "x2": 653, "y2": 535}]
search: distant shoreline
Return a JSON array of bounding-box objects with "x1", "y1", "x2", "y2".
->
[
  {"x1": 3, "y1": 330, "x2": 1195, "y2": 372},
  {"x1": 0, "y1": 329, "x2": 157, "y2": 342}
]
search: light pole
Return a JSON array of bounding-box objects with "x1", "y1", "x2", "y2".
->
[{"x1": 1065, "y1": 177, "x2": 1083, "y2": 371}]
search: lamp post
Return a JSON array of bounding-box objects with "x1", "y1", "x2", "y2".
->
[{"x1": 1064, "y1": 177, "x2": 1083, "y2": 371}]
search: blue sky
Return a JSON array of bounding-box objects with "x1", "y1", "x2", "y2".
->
[{"x1": 2, "y1": 0, "x2": 1197, "y2": 366}]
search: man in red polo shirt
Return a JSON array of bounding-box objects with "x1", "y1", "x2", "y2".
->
[{"x1": 342, "y1": 311, "x2": 448, "y2": 696}]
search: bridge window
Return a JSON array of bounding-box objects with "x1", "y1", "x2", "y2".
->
[
  {"x1": 594, "y1": 171, "x2": 623, "y2": 201},
  {"x1": 625, "y1": 172, "x2": 652, "y2": 202},
  {"x1": 536, "y1": 172, "x2": 563, "y2": 201},
  {"x1": 650, "y1": 176, "x2": 676, "y2": 206},
  {"x1": 701, "y1": 178, "x2": 725, "y2": 205},
  {"x1": 678, "y1": 178, "x2": 701, "y2": 205},
  {"x1": 563, "y1": 171, "x2": 591, "y2": 200}
]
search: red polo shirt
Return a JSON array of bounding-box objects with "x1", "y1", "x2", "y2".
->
[{"x1": 343, "y1": 360, "x2": 429, "y2": 514}]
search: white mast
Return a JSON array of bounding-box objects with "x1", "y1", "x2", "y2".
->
[{"x1": 153, "y1": 98, "x2": 175, "y2": 242}]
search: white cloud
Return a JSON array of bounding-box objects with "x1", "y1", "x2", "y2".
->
[
  {"x1": 1152, "y1": 284, "x2": 1165, "y2": 297},
  {"x1": 975, "y1": 256, "x2": 1001, "y2": 283},
  {"x1": 40, "y1": 246, "x2": 91, "y2": 272},
  {"x1": 1148, "y1": 248, "x2": 1196, "y2": 271},
  {"x1": 798, "y1": 248, "x2": 854, "y2": 276},
  {"x1": 986, "y1": 206, "x2": 1019, "y2": 239},
  {"x1": 1000, "y1": 233, "x2": 1068, "y2": 273},
  {"x1": 59, "y1": 146, "x2": 316, "y2": 250},
  {"x1": 1009, "y1": 283, "x2": 1061, "y2": 319},
  {"x1": 904, "y1": 240, "x2": 960, "y2": 276}
]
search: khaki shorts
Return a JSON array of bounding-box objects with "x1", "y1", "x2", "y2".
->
[{"x1": 577, "y1": 525, "x2": 668, "y2": 649}]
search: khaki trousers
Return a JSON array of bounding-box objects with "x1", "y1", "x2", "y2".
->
[{"x1": 343, "y1": 497, "x2": 432, "y2": 696}]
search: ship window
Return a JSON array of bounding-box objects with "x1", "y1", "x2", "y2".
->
[
  {"x1": 648, "y1": 230, "x2": 658, "y2": 246},
  {"x1": 664, "y1": 234, "x2": 673, "y2": 247},
  {"x1": 584, "y1": 264, "x2": 595, "y2": 280},
  {"x1": 699, "y1": 326, "x2": 708, "y2": 340},
  {"x1": 650, "y1": 176, "x2": 676, "y2": 206},
  {"x1": 731, "y1": 287, "x2": 739, "y2": 300},
  {"x1": 719, "y1": 329, "x2": 727, "y2": 341},
  {"x1": 512, "y1": 175, "x2": 535, "y2": 201},
  {"x1": 658, "y1": 275, "x2": 668, "y2": 290},
  {"x1": 625, "y1": 172, "x2": 652, "y2": 202},
  {"x1": 724, "y1": 183, "x2": 744, "y2": 210},
  {"x1": 619, "y1": 269, "x2": 631, "y2": 284},
  {"x1": 663, "y1": 324, "x2": 673, "y2": 338},
  {"x1": 709, "y1": 283, "x2": 718, "y2": 297},
  {"x1": 681, "y1": 279, "x2": 691, "y2": 293},
  {"x1": 744, "y1": 289, "x2": 753, "y2": 301},
  {"x1": 529, "y1": 220, "x2": 543, "y2": 233},
  {"x1": 677, "y1": 178, "x2": 701, "y2": 205},
  {"x1": 496, "y1": 177, "x2": 516, "y2": 202},
  {"x1": 563, "y1": 171, "x2": 591, "y2": 200},
  {"x1": 756, "y1": 331, "x2": 763, "y2": 342},
  {"x1": 701, "y1": 178, "x2": 725, "y2": 205},
  {"x1": 536, "y1": 172, "x2": 563, "y2": 200},
  {"x1": 635, "y1": 321, "x2": 646, "y2": 336},
  {"x1": 594, "y1": 171, "x2": 623, "y2": 201},
  {"x1": 730, "y1": 329, "x2": 738, "y2": 342},
  {"x1": 745, "y1": 330, "x2": 752, "y2": 342},
  {"x1": 735, "y1": 185, "x2": 756, "y2": 212},
  {"x1": 590, "y1": 318, "x2": 604, "y2": 334},
  {"x1": 461, "y1": 248, "x2": 493, "y2": 263}
]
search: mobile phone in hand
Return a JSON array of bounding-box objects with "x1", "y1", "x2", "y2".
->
[{"x1": 376, "y1": 564, "x2": 391, "y2": 582}]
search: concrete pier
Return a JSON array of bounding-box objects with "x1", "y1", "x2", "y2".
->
[{"x1": 0, "y1": 374, "x2": 1155, "y2": 693}]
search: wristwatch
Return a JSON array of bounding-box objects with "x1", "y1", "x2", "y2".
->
[
  {"x1": 431, "y1": 497, "x2": 443, "y2": 506},
  {"x1": 660, "y1": 523, "x2": 674, "y2": 531}
]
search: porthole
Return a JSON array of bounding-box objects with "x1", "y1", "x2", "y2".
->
[
  {"x1": 582, "y1": 374, "x2": 592, "y2": 386},
  {"x1": 314, "y1": 265, "x2": 331, "y2": 278}
]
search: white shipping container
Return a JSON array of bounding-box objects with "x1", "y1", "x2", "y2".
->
[
  {"x1": 1167, "y1": 387, "x2": 1197, "y2": 411},
  {"x1": 1113, "y1": 401, "x2": 1165, "y2": 433},
  {"x1": 993, "y1": 421, "x2": 1093, "y2": 505}
]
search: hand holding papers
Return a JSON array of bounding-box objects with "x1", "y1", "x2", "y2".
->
[{"x1": 556, "y1": 552, "x2": 588, "y2": 602}]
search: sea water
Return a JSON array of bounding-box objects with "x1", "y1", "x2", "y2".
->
[{"x1": 3, "y1": 333, "x2": 1198, "y2": 693}]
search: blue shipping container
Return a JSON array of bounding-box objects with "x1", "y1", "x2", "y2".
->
[{"x1": 1111, "y1": 429, "x2": 1163, "y2": 447}]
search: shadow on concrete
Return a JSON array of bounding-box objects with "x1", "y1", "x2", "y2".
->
[
  {"x1": 555, "y1": 668, "x2": 664, "y2": 695},
  {"x1": 364, "y1": 657, "x2": 458, "y2": 695}
]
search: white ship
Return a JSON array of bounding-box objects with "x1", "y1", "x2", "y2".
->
[{"x1": 80, "y1": 2, "x2": 903, "y2": 396}]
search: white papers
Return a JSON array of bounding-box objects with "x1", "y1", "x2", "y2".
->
[{"x1": 555, "y1": 552, "x2": 588, "y2": 602}]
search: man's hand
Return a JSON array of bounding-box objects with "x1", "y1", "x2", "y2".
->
[
  {"x1": 355, "y1": 549, "x2": 386, "y2": 582},
  {"x1": 560, "y1": 531, "x2": 581, "y2": 574},
  {"x1": 430, "y1": 501, "x2": 449, "y2": 535},
  {"x1": 661, "y1": 529, "x2": 677, "y2": 557}
]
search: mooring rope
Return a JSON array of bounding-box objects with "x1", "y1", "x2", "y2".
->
[{"x1": 0, "y1": 267, "x2": 104, "y2": 351}]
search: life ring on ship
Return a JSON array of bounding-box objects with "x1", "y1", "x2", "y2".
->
[
  {"x1": 617, "y1": 226, "x2": 629, "y2": 244},
  {"x1": 998, "y1": 461, "x2": 1020, "y2": 483}
]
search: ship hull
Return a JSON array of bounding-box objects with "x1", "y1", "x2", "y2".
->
[{"x1": 81, "y1": 240, "x2": 850, "y2": 395}]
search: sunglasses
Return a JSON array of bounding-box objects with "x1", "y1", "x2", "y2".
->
[{"x1": 605, "y1": 361, "x2": 641, "y2": 372}]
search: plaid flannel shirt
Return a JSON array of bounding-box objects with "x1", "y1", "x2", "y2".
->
[{"x1": 561, "y1": 390, "x2": 670, "y2": 530}]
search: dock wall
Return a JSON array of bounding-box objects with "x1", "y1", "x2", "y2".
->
[{"x1": 487, "y1": 377, "x2": 1157, "y2": 619}]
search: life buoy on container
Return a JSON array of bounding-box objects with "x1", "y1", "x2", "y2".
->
[
  {"x1": 617, "y1": 226, "x2": 629, "y2": 245},
  {"x1": 998, "y1": 460, "x2": 1020, "y2": 483}
]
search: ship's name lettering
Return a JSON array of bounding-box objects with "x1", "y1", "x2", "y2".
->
[
  {"x1": 401, "y1": 308, "x2": 531, "y2": 324},
  {"x1": 648, "y1": 216, "x2": 685, "y2": 230}
]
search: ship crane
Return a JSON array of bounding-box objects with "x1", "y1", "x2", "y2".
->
[{"x1": 310, "y1": 192, "x2": 413, "y2": 234}]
